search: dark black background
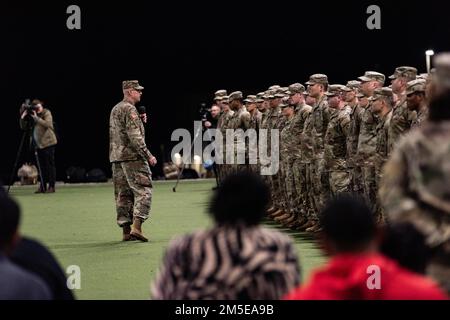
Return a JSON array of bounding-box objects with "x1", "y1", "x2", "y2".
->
[{"x1": 1, "y1": 0, "x2": 449, "y2": 183}]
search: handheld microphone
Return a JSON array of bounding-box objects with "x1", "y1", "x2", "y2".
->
[
  {"x1": 138, "y1": 106, "x2": 147, "y2": 123},
  {"x1": 138, "y1": 105, "x2": 146, "y2": 115}
]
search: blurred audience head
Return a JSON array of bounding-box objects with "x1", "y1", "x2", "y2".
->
[
  {"x1": 380, "y1": 222, "x2": 430, "y2": 274},
  {"x1": 0, "y1": 186, "x2": 21, "y2": 254},
  {"x1": 209, "y1": 172, "x2": 269, "y2": 226},
  {"x1": 320, "y1": 194, "x2": 377, "y2": 254}
]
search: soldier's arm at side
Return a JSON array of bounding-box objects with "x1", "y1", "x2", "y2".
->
[
  {"x1": 379, "y1": 144, "x2": 419, "y2": 221},
  {"x1": 125, "y1": 108, "x2": 154, "y2": 161}
]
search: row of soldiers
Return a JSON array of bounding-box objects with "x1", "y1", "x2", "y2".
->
[{"x1": 211, "y1": 66, "x2": 430, "y2": 232}]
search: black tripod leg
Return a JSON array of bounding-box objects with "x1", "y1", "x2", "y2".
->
[{"x1": 7, "y1": 130, "x2": 28, "y2": 194}]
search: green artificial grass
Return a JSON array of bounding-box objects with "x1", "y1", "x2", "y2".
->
[{"x1": 9, "y1": 179, "x2": 326, "y2": 300}]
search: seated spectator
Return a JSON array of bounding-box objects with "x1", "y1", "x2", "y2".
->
[
  {"x1": 0, "y1": 187, "x2": 52, "y2": 299},
  {"x1": 284, "y1": 195, "x2": 447, "y2": 300},
  {"x1": 380, "y1": 223, "x2": 431, "y2": 274},
  {"x1": 11, "y1": 237, "x2": 75, "y2": 300},
  {"x1": 151, "y1": 172, "x2": 301, "y2": 299}
]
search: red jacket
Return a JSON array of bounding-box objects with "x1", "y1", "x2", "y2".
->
[{"x1": 284, "y1": 253, "x2": 447, "y2": 300}]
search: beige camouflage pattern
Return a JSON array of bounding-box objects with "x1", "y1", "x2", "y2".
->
[
  {"x1": 109, "y1": 101, "x2": 153, "y2": 162},
  {"x1": 387, "y1": 98, "x2": 417, "y2": 154},
  {"x1": 324, "y1": 106, "x2": 351, "y2": 196}
]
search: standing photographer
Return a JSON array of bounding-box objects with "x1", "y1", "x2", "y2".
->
[{"x1": 19, "y1": 99, "x2": 57, "y2": 193}]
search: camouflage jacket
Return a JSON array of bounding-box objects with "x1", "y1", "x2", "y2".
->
[
  {"x1": 300, "y1": 113, "x2": 314, "y2": 164},
  {"x1": 379, "y1": 120, "x2": 450, "y2": 247},
  {"x1": 346, "y1": 103, "x2": 364, "y2": 168},
  {"x1": 310, "y1": 95, "x2": 329, "y2": 158},
  {"x1": 229, "y1": 107, "x2": 251, "y2": 155},
  {"x1": 374, "y1": 110, "x2": 393, "y2": 172},
  {"x1": 388, "y1": 97, "x2": 417, "y2": 154},
  {"x1": 109, "y1": 100, "x2": 153, "y2": 162},
  {"x1": 411, "y1": 106, "x2": 429, "y2": 129},
  {"x1": 356, "y1": 104, "x2": 379, "y2": 164},
  {"x1": 324, "y1": 106, "x2": 351, "y2": 171}
]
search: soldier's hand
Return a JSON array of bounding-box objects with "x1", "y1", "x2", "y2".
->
[
  {"x1": 140, "y1": 113, "x2": 147, "y2": 123},
  {"x1": 149, "y1": 156, "x2": 157, "y2": 167},
  {"x1": 20, "y1": 110, "x2": 28, "y2": 119}
]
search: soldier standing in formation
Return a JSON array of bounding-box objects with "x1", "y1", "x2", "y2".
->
[{"x1": 210, "y1": 60, "x2": 432, "y2": 233}]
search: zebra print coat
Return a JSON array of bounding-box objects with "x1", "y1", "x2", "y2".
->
[{"x1": 151, "y1": 224, "x2": 301, "y2": 299}]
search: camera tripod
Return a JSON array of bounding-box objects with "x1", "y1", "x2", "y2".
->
[{"x1": 7, "y1": 124, "x2": 45, "y2": 194}]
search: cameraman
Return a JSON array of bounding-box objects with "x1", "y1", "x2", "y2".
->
[
  {"x1": 204, "y1": 105, "x2": 220, "y2": 129},
  {"x1": 20, "y1": 99, "x2": 57, "y2": 193}
]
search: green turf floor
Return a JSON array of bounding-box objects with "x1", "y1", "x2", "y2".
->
[{"x1": 9, "y1": 179, "x2": 326, "y2": 300}]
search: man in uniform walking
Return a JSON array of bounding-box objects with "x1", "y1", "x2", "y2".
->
[{"x1": 109, "y1": 80, "x2": 157, "y2": 242}]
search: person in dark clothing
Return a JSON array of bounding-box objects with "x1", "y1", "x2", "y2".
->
[
  {"x1": 0, "y1": 186, "x2": 52, "y2": 299},
  {"x1": 11, "y1": 237, "x2": 75, "y2": 300}
]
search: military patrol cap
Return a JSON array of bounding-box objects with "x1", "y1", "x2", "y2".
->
[
  {"x1": 214, "y1": 89, "x2": 228, "y2": 101},
  {"x1": 325, "y1": 84, "x2": 346, "y2": 96},
  {"x1": 369, "y1": 87, "x2": 393, "y2": 101},
  {"x1": 358, "y1": 71, "x2": 385, "y2": 84},
  {"x1": 288, "y1": 83, "x2": 306, "y2": 94},
  {"x1": 228, "y1": 91, "x2": 243, "y2": 102},
  {"x1": 433, "y1": 52, "x2": 450, "y2": 90},
  {"x1": 405, "y1": 79, "x2": 426, "y2": 95},
  {"x1": 342, "y1": 80, "x2": 361, "y2": 91},
  {"x1": 244, "y1": 95, "x2": 257, "y2": 103},
  {"x1": 417, "y1": 73, "x2": 430, "y2": 80},
  {"x1": 256, "y1": 92, "x2": 265, "y2": 102},
  {"x1": 221, "y1": 96, "x2": 229, "y2": 103},
  {"x1": 122, "y1": 80, "x2": 144, "y2": 90},
  {"x1": 265, "y1": 89, "x2": 276, "y2": 99},
  {"x1": 268, "y1": 85, "x2": 281, "y2": 91},
  {"x1": 388, "y1": 66, "x2": 418, "y2": 80},
  {"x1": 274, "y1": 92, "x2": 286, "y2": 98},
  {"x1": 305, "y1": 74, "x2": 328, "y2": 85}
]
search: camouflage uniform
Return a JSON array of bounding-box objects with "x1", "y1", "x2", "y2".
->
[
  {"x1": 344, "y1": 81, "x2": 364, "y2": 194},
  {"x1": 324, "y1": 98, "x2": 351, "y2": 196},
  {"x1": 214, "y1": 90, "x2": 228, "y2": 183},
  {"x1": 387, "y1": 97, "x2": 417, "y2": 153},
  {"x1": 310, "y1": 94, "x2": 330, "y2": 215},
  {"x1": 380, "y1": 121, "x2": 450, "y2": 293},
  {"x1": 387, "y1": 66, "x2": 418, "y2": 154},
  {"x1": 380, "y1": 55, "x2": 450, "y2": 293},
  {"x1": 411, "y1": 107, "x2": 428, "y2": 129},
  {"x1": 228, "y1": 91, "x2": 251, "y2": 174},
  {"x1": 356, "y1": 103, "x2": 379, "y2": 212},
  {"x1": 109, "y1": 81, "x2": 154, "y2": 227},
  {"x1": 299, "y1": 109, "x2": 315, "y2": 221},
  {"x1": 218, "y1": 105, "x2": 234, "y2": 179},
  {"x1": 406, "y1": 79, "x2": 429, "y2": 130},
  {"x1": 248, "y1": 108, "x2": 262, "y2": 174},
  {"x1": 291, "y1": 101, "x2": 312, "y2": 221}
]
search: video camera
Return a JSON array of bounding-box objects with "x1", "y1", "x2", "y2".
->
[
  {"x1": 198, "y1": 103, "x2": 212, "y2": 122},
  {"x1": 21, "y1": 99, "x2": 39, "y2": 113}
]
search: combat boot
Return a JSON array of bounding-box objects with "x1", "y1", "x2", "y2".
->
[
  {"x1": 267, "y1": 206, "x2": 278, "y2": 214},
  {"x1": 130, "y1": 218, "x2": 148, "y2": 242},
  {"x1": 122, "y1": 224, "x2": 133, "y2": 241},
  {"x1": 269, "y1": 209, "x2": 284, "y2": 219},
  {"x1": 274, "y1": 212, "x2": 291, "y2": 222},
  {"x1": 305, "y1": 222, "x2": 321, "y2": 233},
  {"x1": 282, "y1": 214, "x2": 297, "y2": 225}
]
